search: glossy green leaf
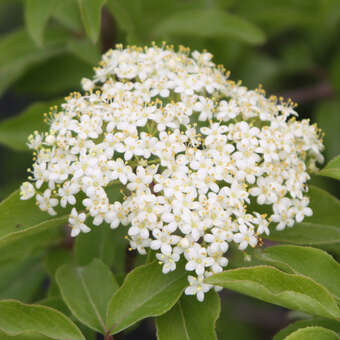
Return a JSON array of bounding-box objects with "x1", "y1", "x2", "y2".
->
[
  {"x1": 0, "y1": 256, "x2": 45, "y2": 303},
  {"x1": 40, "y1": 297, "x2": 97, "y2": 340},
  {"x1": 78, "y1": 0, "x2": 105, "y2": 43},
  {"x1": 0, "y1": 28, "x2": 69, "y2": 96},
  {"x1": 215, "y1": 291, "x2": 262, "y2": 340},
  {"x1": 74, "y1": 223, "x2": 127, "y2": 276},
  {"x1": 283, "y1": 326, "x2": 338, "y2": 340},
  {"x1": 319, "y1": 155, "x2": 340, "y2": 181},
  {"x1": 274, "y1": 318, "x2": 340, "y2": 340},
  {"x1": 75, "y1": 183, "x2": 126, "y2": 276},
  {"x1": 0, "y1": 190, "x2": 66, "y2": 258},
  {"x1": 269, "y1": 223, "x2": 340, "y2": 245},
  {"x1": 267, "y1": 186, "x2": 340, "y2": 245},
  {"x1": 44, "y1": 248, "x2": 73, "y2": 298},
  {"x1": 0, "y1": 216, "x2": 66, "y2": 257},
  {"x1": 45, "y1": 248, "x2": 73, "y2": 278},
  {"x1": 0, "y1": 300, "x2": 84, "y2": 340},
  {"x1": 205, "y1": 265, "x2": 340, "y2": 319},
  {"x1": 25, "y1": 0, "x2": 58, "y2": 46},
  {"x1": 0, "y1": 99, "x2": 61, "y2": 151},
  {"x1": 56, "y1": 259, "x2": 118, "y2": 333},
  {"x1": 153, "y1": 9, "x2": 265, "y2": 45},
  {"x1": 106, "y1": 261, "x2": 187, "y2": 335},
  {"x1": 156, "y1": 290, "x2": 220, "y2": 340},
  {"x1": 0, "y1": 190, "x2": 56, "y2": 232},
  {"x1": 38, "y1": 297, "x2": 70, "y2": 316},
  {"x1": 0, "y1": 330, "x2": 53, "y2": 339},
  {"x1": 259, "y1": 245, "x2": 340, "y2": 302}
]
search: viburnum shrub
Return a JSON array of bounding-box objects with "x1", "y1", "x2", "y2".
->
[{"x1": 20, "y1": 44, "x2": 324, "y2": 302}]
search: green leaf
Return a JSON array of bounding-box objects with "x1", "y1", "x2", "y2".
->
[
  {"x1": 269, "y1": 223, "x2": 340, "y2": 245},
  {"x1": 106, "y1": 261, "x2": 187, "y2": 335},
  {"x1": 205, "y1": 265, "x2": 340, "y2": 319},
  {"x1": 74, "y1": 223, "x2": 127, "y2": 276},
  {"x1": 215, "y1": 291, "x2": 261, "y2": 340},
  {"x1": 283, "y1": 326, "x2": 338, "y2": 340},
  {"x1": 25, "y1": 0, "x2": 58, "y2": 46},
  {"x1": 67, "y1": 39, "x2": 101, "y2": 65},
  {"x1": 0, "y1": 99, "x2": 61, "y2": 151},
  {"x1": 259, "y1": 245, "x2": 340, "y2": 302},
  {"x1": 0, "y1": 330, "x2": 53, "y2": 339},
  {"x1": 153, "y1": 9, "x2": 265, "y2": 45},
  {"x1": 45, "y1": 248, "x2": 73, "y2": 278},
  {"x1": 0, "y1": 190, "x2": 66, "y2": 260},
  {"x1": 75, "y1": 182, "x2": 126, "y2": 277},
  {"x1": 44, "y1": 248, "x2": 73, "y2": 298},
  {"x1": 0, "y1": 28, "x2": 69, "y2": 96},
  {"x1": 319, "y1": 155, "x2": 340, "y2": 181},
  {"x1": 38, "y1": 297, "x2": 70, "y2": 316},
  {"x1": 56, "y1": 259, "x2": 118, "y2": 333},
  {"x1": 330, "y1": 50, "x2": 340, "y2": 94},
  {"x1": 274, "y1": 318, "x2": 340, "y2": 340},
  {"x1": 0, "y1": 217, "x2": 66, "y2": 260},
  {"x1": 0, "y1": 188, "x2": 63, "y2": 239},
  {"x1": 40, "y1": 297, "x2": 96, "y2": 340},
  {"x1": 315, "y1": 100, "x2": 340, "y2": 160},
  {"x1": 267, "y1": 186, "x2": 340, "y2": 245},
  {"x1": 237, "y1": 51, "x2": 280, "y2": 89},
  {"x1": 53, "y1": 0, "x2": 83, "y2": 33},
  {"x1": 15, "y1": 54, "x2": 92, "y2": 96},
  {"x1": 0, "y1": 300, "x2": 84, "y2": 340},
  {"x1": 0, "y1": 256, "x2": 45, "y2": 303},
  {"x1": 156, "y1": 290, "x2": 220, "y2": 340},
  {"x1": 78, "y1": 0, "x2": 105, "y2": 43},
  {"x1": 234, "y1": 0, "x2": 321, "y2": 36},
  {"x1": 106, "y1": 0, "x2": 138, "y2": 43}
]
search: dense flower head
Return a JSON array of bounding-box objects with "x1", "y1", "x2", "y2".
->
[{"x1": 21, "y1": 43, "x2": 324, "y2": 301}]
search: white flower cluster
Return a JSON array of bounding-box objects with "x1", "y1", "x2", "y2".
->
[{"x1": 20, "y1": 44, "x2": 324, "y2": 301}]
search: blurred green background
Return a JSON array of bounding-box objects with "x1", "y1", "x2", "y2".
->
[{"x1": 0, "y1": 0, "x2": 340, "y2": 339}]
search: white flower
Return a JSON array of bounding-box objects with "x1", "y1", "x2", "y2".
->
[
  {"x1": 21, "y1": 44, "x2": 324, "y2": 301},
  {"x1": 249, "y1": 177, "x2": 278, "y2": 205},
  {"x1": 185, "y1": 275, "x2": 212, "y2": 302},
  {"x1": 127, "y1": 166, "x2": 153, "y2": 192},
  {"x1": 291, "y1": 197, "x2": 313, "y2": 223},
  {"x1": 156, "y1": 252, "x2": 180, "y2": 273},
  {"x1": 36, "y1": 189, "x2": 58, "y2": 216},
  {"x1": 81, "y1": 77, "x2": 94, "y2": 91},
  {"x1": 194, "y1": 96, "x2": 214, "y2": 121},
  {"x1": 233, "y1": 225, "x2": 258, "y2": 250},
  {"x1": 58, "y1": 181, "x2": 79, "y2": 207},
  {"x1": 109, "y1": 158, "x2": 132, "y2": 185},
  {"x1": 204, "y1": 227, "x2": 229, "y2": 253},
  {"x1": 20, "y1": 182, "x2": 35, "y2": 200},
  {"x1": 69, "y1": 208, "x2": 91, "y2": 237},
  {"x1": 27, "y1": 131, "x2": 43, "y2": 149},
  {"x1": 151, "y1": 228, "x2": 178, "y2": 255},
  {"x1": 185, "y1": 244, "x2": 214, "y2": 275}
]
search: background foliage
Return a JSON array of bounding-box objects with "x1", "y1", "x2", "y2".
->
[{"x1": 0, "y1": 0, "x2": 340, "y2": 339}]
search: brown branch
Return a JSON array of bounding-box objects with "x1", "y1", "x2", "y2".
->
[
  {"x1": 100, "y1": 6, "x2": 117, "y2": 53},
  {"x1": 125, "y1": 247, "x2": 137, "y2": 274},
  {"x1": 62, "y1": 224, "x2": 75, "y2": 249}
]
